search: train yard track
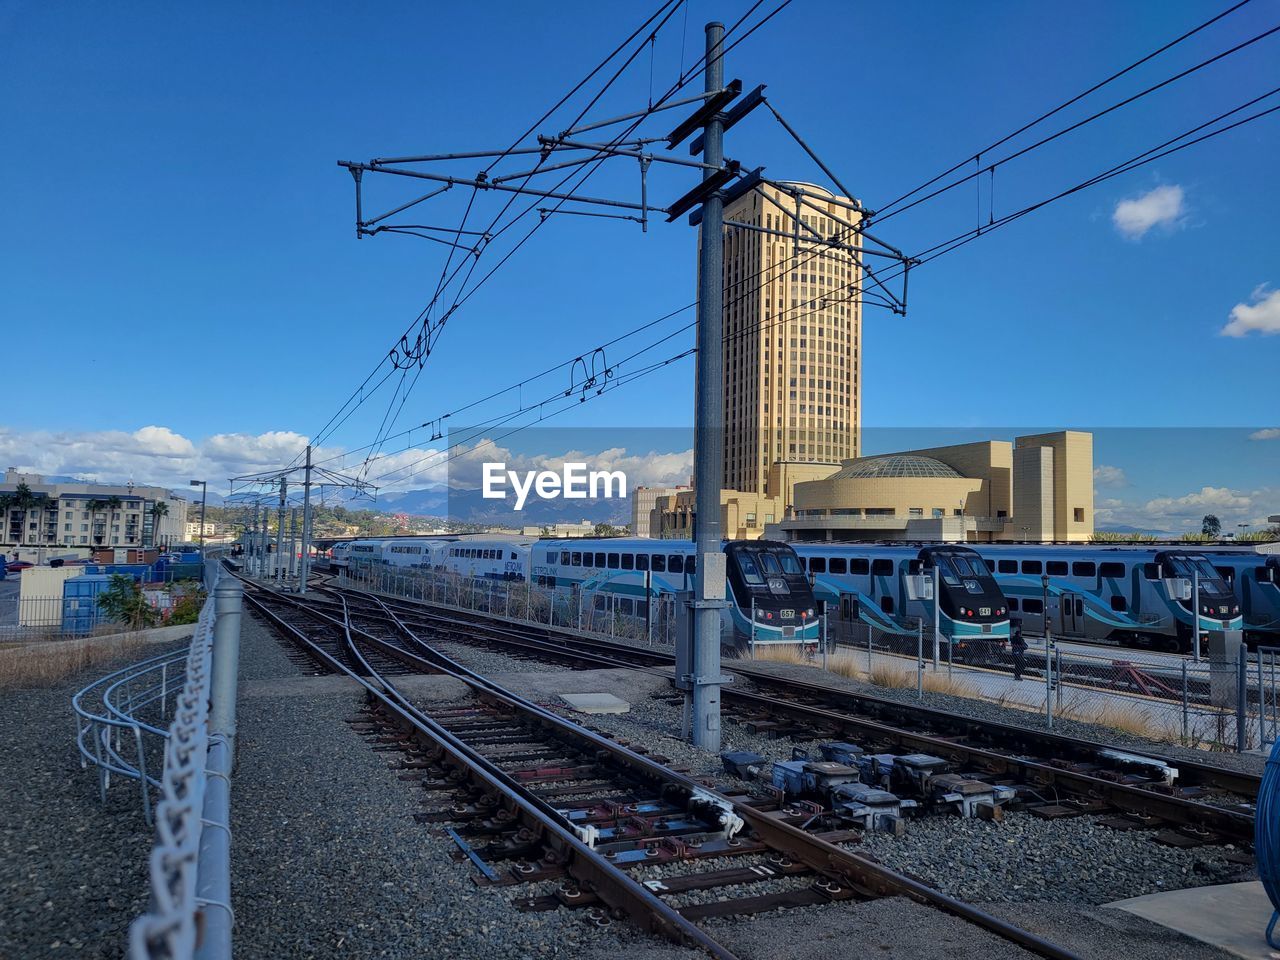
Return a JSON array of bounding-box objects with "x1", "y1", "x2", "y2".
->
[
  {"x1": 238, "y1": 575, "x2": 1081, "y2": 960},
  {"x1": 315, "y1": 583, "x2": 1259, "y2": 849}
]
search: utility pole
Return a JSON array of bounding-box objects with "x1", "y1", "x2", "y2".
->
[
  {"x1": 299, "y1": 444, "x2": 313, "y2": 595},
  {"x1": 275, "y1": 477, "x2": 288, "y2": 582},
  {"x1": 691, "y1": 21, "x2": 727, "y2": 753}
]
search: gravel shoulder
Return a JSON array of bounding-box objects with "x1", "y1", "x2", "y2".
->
[{"x1": 0, "y1": 638, "x2": 188, "y2": 960}]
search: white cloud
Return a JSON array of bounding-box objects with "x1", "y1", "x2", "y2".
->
[
  {"x1": 1221, "y1": 285, "x2": 1280, "y2": 338},
  {"x1": 1093, "y1": 464, "x2": 1127, "y2": 487},
  {"x1": 1250, "y1": 428, "x2": 1280, "y2": 441},
  {"x1": 1112, "y1": 184, "x2": 1185, "y2": 240}
]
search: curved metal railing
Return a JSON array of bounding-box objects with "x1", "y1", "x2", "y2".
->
[{"x1": 72, "y1": 648, "x2": 189, "y2": 822}]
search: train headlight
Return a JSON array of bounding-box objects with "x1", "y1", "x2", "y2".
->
[{"x1": 1234, "y1": 605, "x2": 1240, "y2": 615}]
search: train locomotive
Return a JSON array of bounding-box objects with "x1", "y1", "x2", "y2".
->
[
  {"x1": 970, "y1": 546, "x2": 1244, "y2": 652},
  {"x1": 791, "y1": 543, "x2": 1010, "y2": 662}
]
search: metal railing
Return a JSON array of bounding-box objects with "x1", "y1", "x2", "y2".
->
[
  {"x1": 72, "y1": 649, "x2": 190, "y2": 823},
  {"x1": 72, "y1": 560, "x2": 243, "y2": 960}
]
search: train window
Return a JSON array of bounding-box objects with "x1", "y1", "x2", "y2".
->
[
  {"x1": 595, "y1": 552, "x2": 606, "y2": 567},
  {"x1": 594, "y1": 595, "x2": 607, "y2": 612},
  {"x1": 1256, "y1": 566, "x2": 1275, "y2": 584},
  {"x1": 1099, "y1": 562, "x2": 1125, "y2": 579},
  {"x1": 620, "y1": 598, "x2": 634, "y2": 615},
  {"x1": 1072, "y1": 562, "x2": 1096, "y2": 577},
  {"x1": 1143, "y1": 563, "x2": 1160, "y2": 580},
  {"x1": 829, "y1": 557, "x2": 847, "y2": 574},
  {"x1": 510, "y1": 551, "x2": 518, "y2": 560},
  {"x1": 687, "y1": 555, "x2": 696, "y2": 575},
  {"x1": 1007, "y1": 597, "x2": 1019, "y2": 610},
  {"x1": 636, "y1": 600, "x2": 648, "y2": 618},
  {"x1": 849, "y1": 558, "x2": 869, "y2": 575},
  {"x1": 560, "y1": 551, "x2": 570, "y2": 566},
  {"x1": 636, "y1": 554, "x2": 649, "y2": 571},
  {"x1": 1215, "y1": 566, "x2": 1234, "y2": 585},
  {"x1": 669, "y1": 555, "x2": 684, "y2": 573},
  {"x1": 607, "y1": 553, "x2": 620, "y2": 569},
  {"x1": 1022, "y1": 598, "x2": 1043, "y2": 614},
  {"x1": 880, "y1": 596, "x2": 894, "y2": 614},
  {"x1": 621, "y1": 554, "x2": 634, "y2": 570},
  {"x1": 1110, "y1": 595, "x2": 1127, "y2": 612},
  {"x1": 739, "y1": 554, "x2": 764, "y2": 584},
  {"x1": 570, "y1": 552, "x2": 582, "y2": 566},
  {"x1": 1021, "y1": 560, "x2": 1042, "y2": 575},
  {"x1": 809, "y1": 557, "x2": 827, "y2": 574},
  {"x1": 998, "y1": 559, "x2": 1017, "y2": 574},
  {"x1": 871, "y1": 559, "x2": 892, "y2": 577},
  {"x1": 651, "y1": 555, "x2": 666, "y2": 572},
  {"x1": 1046, "y1": 561, "x2": 1068, "y2": 576}
]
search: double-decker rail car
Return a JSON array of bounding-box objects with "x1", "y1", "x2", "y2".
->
[
  {"x1": 530, "y1": 538, "x2": 819, "y2": 648},
  {"x1": 970, "y1": 546, "x2": 1242, "y2": 652},
  {"x1": 438, "y1": 538, "x2": 532, "y2": 581},
  {"x1": 792, "y1": 544, "x2": 1010, "y2": 662}
]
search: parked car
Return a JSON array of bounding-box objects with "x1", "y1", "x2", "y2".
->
[{"x1": 6, "y1": 561, "x2": 33, "y2": 573}]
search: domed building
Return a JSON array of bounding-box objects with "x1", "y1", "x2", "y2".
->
[{"x1": 771, "y1": 431, "x2": 1094, "y2": 543}]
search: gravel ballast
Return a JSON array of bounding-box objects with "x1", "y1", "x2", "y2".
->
[
  {"x1": 0, "y1": 638, "x2": 188, "y2": 959},
  {"x1": 233, "y1": 613, "x2": 671, "y2": 959}
]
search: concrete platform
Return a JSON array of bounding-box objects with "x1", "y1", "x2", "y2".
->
[
  {"x1": 1109, "y1": 881, "x2": 1277, "y2": 959},
  {"x1": 559, "y1": 692, "x2": 630, "y2": 714}
]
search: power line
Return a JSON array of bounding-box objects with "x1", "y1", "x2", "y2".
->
[{"x1": 876, "y1": 0, "x2": 1259, "y2": 216}]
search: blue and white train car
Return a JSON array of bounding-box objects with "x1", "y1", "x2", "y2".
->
[
  {"x1": 438, "y1": 538, "x2": 533, "y2": 581},
  {"x1": 792, "y1": 544, "x2": 1010, "y2": 661},
  {"x1": 529, "y1": 538, "x2": 820, "y2": 647},
  {"x1": 969, "y1": 546, "x2": 1243, "y2": 652}
]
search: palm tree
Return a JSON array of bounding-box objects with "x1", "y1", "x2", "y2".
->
[
  {"x1": 86, "y1": 498, "x2": 109, "y2": 546},
  {"x1": 7, "y1": 483, "x2": 37, "y2": 545},
  {"x1": 150, "y1": 501, "x2": 169, "y2": 548}
]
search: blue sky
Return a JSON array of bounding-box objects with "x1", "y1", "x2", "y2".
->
[{"x1": 1, "y1": 0, "x2": 1277, "y2": 526}]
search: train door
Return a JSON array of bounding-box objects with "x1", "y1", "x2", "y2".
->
[
  {"x1": 1060, "y1": 592, "x2": 1085, "y2": 637},
  {"x1": 840, "y1": 593, "x2": 859, "y2": 623}
]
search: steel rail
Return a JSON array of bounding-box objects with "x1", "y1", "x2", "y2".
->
[
  {"x1": 241, "y1": 585, "x2": 742, "y2": 959},
  {"x1": 266, "y1": 582, "x2": 1079, "y2": 960},
  {"x1": 339, "y1": 587, "x2": 1259, "y2": 841}
]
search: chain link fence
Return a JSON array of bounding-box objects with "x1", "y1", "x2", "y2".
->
[
  {"x1": 341, "y1": 562, "x2": 1278, "y2": 754},
  {"x1": 342, "y1": 563, "x2": 680, "y2": 647}
]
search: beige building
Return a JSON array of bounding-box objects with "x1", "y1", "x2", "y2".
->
[
  {"x1": 1, "y1": 469, "x2": 189, "y2": 551},
  {"x1": 520, "y1": 520, "x2": 597, "y2": 538},
  {"x1": 720, "y1": 182, "x2": 863, "y2": 497},
  {"x1": 630, "y1": 484, "x2": 689, "y2": 538},
  {"x1": 655, "y1": 487, "x2": 784, "y2": 542},
  {"x1": 769, "y1": 431, "x2": 1093, "y2": 543}
]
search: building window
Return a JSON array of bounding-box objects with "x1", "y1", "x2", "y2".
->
[
  {"x1": 908, "y1": 508, "x2": 923, "y2": 518},
  {"x1": 1073, "y1": 508, "x2": 1085, "y2": 522}
]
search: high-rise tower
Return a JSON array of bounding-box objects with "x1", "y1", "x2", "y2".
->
[{"x1": 719, "y1": 182, "x2": 862, "y2": 496}]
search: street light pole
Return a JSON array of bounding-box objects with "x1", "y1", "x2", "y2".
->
[{"x1": 189, "y1": 480, "x2": 207, "y2": 554}]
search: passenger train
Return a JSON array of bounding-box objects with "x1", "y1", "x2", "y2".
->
[
  {"x1": 329, "y1": 535, "x2": 820, "y2": 648},
  {"x1": 964, "y1": 545, "x2": 1245, "y2": 652},
  {"x1": 791, "y1": 544, "x2": 1011, "y2": 661},
  {"x1": 1198, "y1": 552, "x2": 1280, "y2": 645}
]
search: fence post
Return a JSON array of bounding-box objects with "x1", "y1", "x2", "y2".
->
[
  {"x1": 867, "y1": 621, "x2": 873, "y2": 673},
  {"x1": 1238, "y1": 645, "x2": 1248, "y2": 753},
  {"x1": 210, "y1": 577, "x2": 243, "y2": 758},
  {"x1": 198, "y1": 573, "x2": 242, "y2": 960},
  {"x1": 821, "y1": 609, "x2": 828, "y2": 671},
  {"x1": 1181, "y1": 661, "x2": 1189, "y2": 744},
  {"x1": 916, "y1": 619, "x2": 924, "y2": 700},
  {"x1": 1045, "y1": 637, "x2": 1054, "y2": 730},
  {"x1": 750, "y1": 598, "x2": 756, "y2": 659}
]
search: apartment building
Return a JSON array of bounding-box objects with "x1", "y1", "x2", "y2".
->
[{"x1": 0, "y1": 469, "x2": 189, "y2": 551}]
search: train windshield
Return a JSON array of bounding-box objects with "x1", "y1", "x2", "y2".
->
[
  {"x1": 1168, "y1": 555, "x2": 1230, "y2": 593},
  {"x1": 761, "y1": 549, "x2": 802, "y2": 575},
  {"x1": 936, "y1": 555, "x2": 985, "y2": 593},
  {"x1": 739, "y1": 553, "x2": 764, "y2": 584}
]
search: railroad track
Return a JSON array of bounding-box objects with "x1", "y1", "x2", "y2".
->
[
  {"x1": 237, "y1": 575, "x2": 1079, "y2": 960},
  {"x1": 317, "y1": 583, "x2": 1259, "y2": 849}
]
